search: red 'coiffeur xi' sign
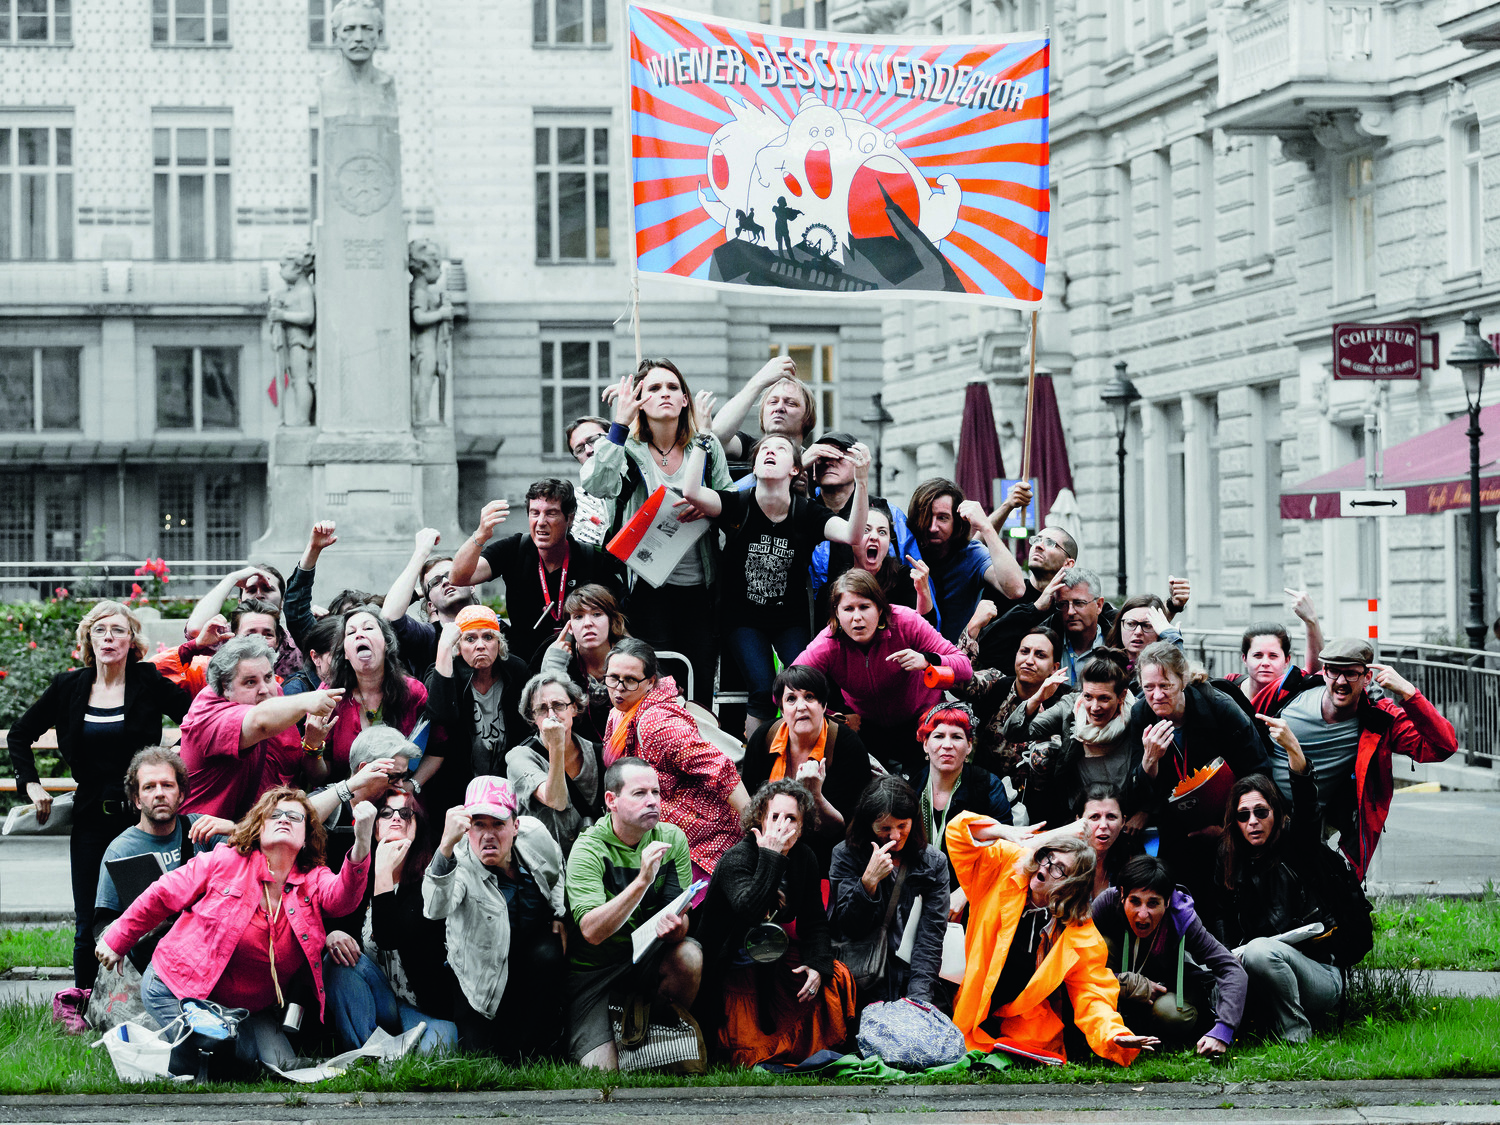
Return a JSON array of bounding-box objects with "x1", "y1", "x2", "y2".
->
[{"x1": 1332, "y1": 322, "x2": 1423, "y2": 380}]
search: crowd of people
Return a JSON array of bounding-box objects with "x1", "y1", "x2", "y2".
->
[{"x1": 7, "y1": 355, "x2": 1460, "y2": 1078}]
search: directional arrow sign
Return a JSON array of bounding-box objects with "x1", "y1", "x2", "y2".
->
[{"x1": 1340, "y1": 489, "x2": 1407, "y2": 517}]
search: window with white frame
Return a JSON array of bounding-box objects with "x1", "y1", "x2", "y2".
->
[
  {"x1": 0, "y1": 472, "x2": 81, "y2": 563},
  {"x1": 1337, "y1": 152, "x2": 1376, "y2": 299},
  {"x1": 1249, "y1": 136, "x2": 1273, "y2": 259},
  {"x1": 0, "y1": 0, "x2": 69, "y2": 44},
  {"x1": 308, "y1": 119, "x2": 319, "y2": 224},
  {"x1": 758, "y1": 0, "x2": 827, "y2": 28},
  {"x1": 1252, "y1": 384, "x2": 1283, "y2": 595},
  {"x1": 1154, "y1": 148, "x2": 1172, "y2": 287},
  {"x1": 158, "y1": 468, "x2": 245, "y2": 560},
  {"x1": 0, "y1": 119, "x2": 73, "y2": 260},
  {"x1": 535, "y1": 0, "x2": 606, "y2": 44},
  {"x1": 153, "y1": 118, "x2": 231, "y2": 260},
  {"x1": 152, "y1": 0, "x2": 228, "y2": 45},
  {"x1": 1453, "y1": 120, "x2": 1481, "y2": 276},
  {"x1": 307, "y1": 0, "x2": 385, "y2": 47},
  {"x1": 767, "y1": 334, "x2": 838, "y2": 431},
  {"x1": 535, "y1": 116, "x2": 610, "y2": 262},
  {"x1": 1116, "y1": 160, "x2": 1134, "y2": 299},
  {"x1": 155, "y1": 346, "x2": 239, "y2": 431},
  {"x1": 539, "y1": 332, "x2": 611, "y2": 455},
  {"x1": 1197, "y1": 135, "x2": 1215, "y2": 275},
  {"x1": 0, "y1": 347, "x2": 79, "y2": 430}
]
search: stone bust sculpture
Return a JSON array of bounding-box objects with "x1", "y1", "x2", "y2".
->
[{"x1": 319, "y1": 0, "x2": 397, "y2": 118}]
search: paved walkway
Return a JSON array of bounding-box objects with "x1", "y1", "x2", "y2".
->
[
  {"x1": 1366, "y1": 788, "x2": 1500, "y2": 896},
  {"x1": 3, "y1": 1081, "x2": 1500, "y2": 1124}
]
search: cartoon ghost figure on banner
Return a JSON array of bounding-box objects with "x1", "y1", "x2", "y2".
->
[{"x1": 699, "y1": 93, "x2": 961, "y2": 261}]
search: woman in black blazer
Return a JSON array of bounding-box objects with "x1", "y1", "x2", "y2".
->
[{"x1": 7, "y1": 601, "x2": 192, "y2": 990}]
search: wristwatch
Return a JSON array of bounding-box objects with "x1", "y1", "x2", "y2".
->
[{"x1": 410, "y1": 778, "x2": 423, "y2": 795}]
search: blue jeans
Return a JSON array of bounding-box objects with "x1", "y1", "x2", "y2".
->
[
  {"x1": 1238, "y1": 937, "x2": 1344, "y2": 1043},
  {"x1": 324, "y1": 953, "x2": 457, "y2": 1054},
  {"x1": 725, "y1": 623, "x2": 810, "y2": 720},
  {"x1": 140, "y1": 963, "x2": 294, "y2": 1072}
]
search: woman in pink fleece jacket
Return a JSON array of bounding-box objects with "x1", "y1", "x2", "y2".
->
[
  {"x1": 96, "y1": 785, "x2": 375, "y2": 1074},
  {"x1": 794, "y1": 570, "x2": 971, "y2": 777}
]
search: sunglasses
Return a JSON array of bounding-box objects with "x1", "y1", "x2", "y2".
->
[
  {"x1": 1236, "y1": 805, "x2": 1273, "y2": 823},
  {"x1": 377, "y1": 807, "x2": 415, "y2": 822}
]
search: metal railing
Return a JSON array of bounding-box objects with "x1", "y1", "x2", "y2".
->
[
  {"x1": 1181, "y1": 630, "x2": 1499, "y2": 768},
  {"x1": 0, "y1": 559, "x2": 248, "y2": 602}
]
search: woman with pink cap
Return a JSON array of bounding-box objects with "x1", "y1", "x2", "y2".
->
[{"x1": 423, "y1": 774, "x2": 567, "y2": 1058}]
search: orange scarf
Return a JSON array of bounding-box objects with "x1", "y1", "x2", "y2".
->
[
  {"x1": 768, "y1": 719, "x2": 828, "y2": 781},
  {"x1": 605, "y1": 700, "x2": 645, "y2": 765}
]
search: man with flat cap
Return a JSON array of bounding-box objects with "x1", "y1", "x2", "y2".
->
[{"x1": 1270, "y1": 637, "x2": 1456, "y2": 879}]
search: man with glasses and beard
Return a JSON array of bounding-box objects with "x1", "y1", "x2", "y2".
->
[{"x1": 1269, "y1": 638, "x2": 1455, "y2": 879}]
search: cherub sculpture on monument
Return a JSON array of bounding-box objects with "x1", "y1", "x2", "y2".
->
[
  {"x1": 268, "y1": 242, "x2": 316, "y2": 426},
  {"x1": 409, "y1": 238, "x2": 453, "y2": 426},
  {"x1": 320, "y1": 0, "x2": 396, "y2": 118}
]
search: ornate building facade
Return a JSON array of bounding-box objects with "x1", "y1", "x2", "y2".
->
[
  {"x1": 0, "y1": 0, "x2": 883, "y2": 592},
  {"x1": 839, "y1": 0, "x2": 1500, "y2": 643}
]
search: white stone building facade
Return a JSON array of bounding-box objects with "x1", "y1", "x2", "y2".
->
[
  {"x1": 0, "y1": 0, "x2": 884, "y2": 593},
  {"x1": 845, "y1": 0, "x2": 1500, "y2": 644}
]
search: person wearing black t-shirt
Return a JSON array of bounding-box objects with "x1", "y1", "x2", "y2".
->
[
  {"x1": 449, "y1": 478, "x2": 626, "y2": 667},
  {"x1": 684, "y1": 433, "x2": 870, "y2": 737}
]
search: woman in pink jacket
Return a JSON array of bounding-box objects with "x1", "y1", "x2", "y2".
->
[
  {"x1": 794, "y1": 570, "x2": 972, "y2": 778},
  {"x1": 96, "y1": 785, "x2": 375, "y2": 1074}
]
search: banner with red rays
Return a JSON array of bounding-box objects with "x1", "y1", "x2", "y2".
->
[{"x1": 628, "y1": 2, "x2": 1049, "y2": 306}]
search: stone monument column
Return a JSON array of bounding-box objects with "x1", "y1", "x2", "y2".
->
[{"x1": 255, "y1": 0, "x2": 458, "y2": 592}]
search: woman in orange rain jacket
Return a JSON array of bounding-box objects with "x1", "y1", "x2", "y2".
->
[{"x1": 944, "y1": 811, "x2": 1159, "y2": 1066}]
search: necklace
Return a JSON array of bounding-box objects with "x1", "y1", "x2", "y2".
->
[{"x1": 648, "y1": 440, "x2": 674, "y2": 467}]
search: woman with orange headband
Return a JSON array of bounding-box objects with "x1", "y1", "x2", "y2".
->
[{"x1": 423, "y1": 605, "x2": 529, "y2": 816}]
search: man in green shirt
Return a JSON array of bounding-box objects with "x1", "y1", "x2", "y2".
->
[{"x1": 564, "y1": 756, "x2": 700, "y2": 1068}]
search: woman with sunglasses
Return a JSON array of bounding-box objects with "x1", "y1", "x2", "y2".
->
[
  {"x1": 1205, "y1": 721, "x2": 1351, "y2": 1044},
  {"x1": 322, "y1": 787, "x2": 459, "y2": 1053},
  {"x1": 9, "y1": 600, "x2": 192, "y2": 997},
  {"x1": 694, "y1": 779, "x2": 855, "y2": 1065},
  {"x1": 96, "y1": 787, "x2": 376, "y2": 1075},
  {"x1": 945, "y1": 811, "x2": 1160, "y2": 1065},
  {"x1": 507, "y1": 670, "x2": 602, "y2": 855}
]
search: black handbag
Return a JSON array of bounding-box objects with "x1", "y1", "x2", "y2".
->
[{"x1": 833, "y1": 862, "x2": 909, "y2": 992}]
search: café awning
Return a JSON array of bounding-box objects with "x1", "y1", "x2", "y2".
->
[{"x1": 1281, "y1": 404, "x2": 1500, "y2": 519}]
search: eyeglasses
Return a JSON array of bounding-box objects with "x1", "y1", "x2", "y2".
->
[
  {"x1": 1120, "y1": 619, "x2": 1155, "y2": 633},
  {"x1": 377, "y1": 807, "x2": 415, "y2": 822},
  {"x1": 267, "y1": 809, "x2": 305, "y2": 823},
  {"x1": 1035, "y1": 854, "x2": 1070, "y2": 881},
  {"x1": 532, "y1": 701, "x2": 575, "y2": 718},
  {"x1": 1058, "y1": 599, "x2": 1097, "y2": 611},
  {"x1": 604, "y1": 673, "x2": 645, "y2": 689},
  {"x1": 1236, "y1": 805, "x2": 1273, "y2": 823},
  {"x1": 1323, "y1": 666, "x2": 1367, "y2": 683},
  {"x1": 571, "y1": 433, "x2": 604, "y2": 456},
  {"x1": 1028, "y1": 535, "x2": 1065, "y2": 550},
  {"x1": 90, "y1": 626, "x2": 131, "y2": 639}
]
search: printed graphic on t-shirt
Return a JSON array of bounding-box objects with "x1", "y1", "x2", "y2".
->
[{"x1": 745, "y1": 534, "x2": 795, "y2": 605}]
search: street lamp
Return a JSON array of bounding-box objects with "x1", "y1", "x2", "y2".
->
[
  {"x1": 1100, "y1": 360, "x2": 1141, "y2": 600},
  {"x1": 1449, "y1": 310, "x2": 1499, "y2": 651},
  {"x1": 861, "y1": 392, "x2": 896, "y2": 495}
]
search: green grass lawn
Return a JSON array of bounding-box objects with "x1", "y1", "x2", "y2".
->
[
  {"x1": 0, "y1": 927, "x2": 71, "y2": 974},
  {"x1": 1367, "y1": 889, "x2": 1500, "y2": 971},
  {"x1": 1, "y1": 972, "x2": 1496, "y2": 1094},
  {"x1": 8, "y1": 892, "x2": 1497, "y2": 977}
]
